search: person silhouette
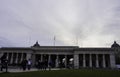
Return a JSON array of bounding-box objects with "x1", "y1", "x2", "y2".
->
[
  {"x1": 27, "y1": 59, "x2": 32, "y2": 70},
  {"x1": 21, "y1": 59, "x2": 27, "y2": 71}
]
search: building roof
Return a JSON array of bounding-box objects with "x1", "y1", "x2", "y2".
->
[
  {"x1": 0, "y1": 41, "x2": 117, "y2": 52},
  {"x1": 32, "y1": 46, "x2": 79, "y2": 48},
  {"x1": 76, "y1": 48, "x2": 114, "y2": 51},
  {"x1": 0, "y1": 46, "x2": 114, "y2": 52},
  {"x1": 0, "y1": 47, "x2": 31, "y2": 50}
]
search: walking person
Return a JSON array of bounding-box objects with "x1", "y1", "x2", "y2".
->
[
  {"x1": 0, "y1": 55, "x2": 8, "y2": 72},
  {"x1": 48, "y1": 60, "x2": 52, "y2": 70},
  {"x1": 4, "y1": 59, "x2": 8, "y2": 72},
  {"x1": 27, "y1": 59, "x2": 32, "y2": 70},
  {"x1": 44, "y1": 60, "x2": 48, "y2": 70},
  {"x1": 1, "y1": 58, "x2": 8, "y2": 72},
  {"x1": 21, "y1": 59, "x2": 27, "y2": 71},
  {"x1": 37, "y1": 60, "x2": 42, "y2": 70}
]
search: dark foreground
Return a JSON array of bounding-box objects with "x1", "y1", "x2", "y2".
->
[{"x1": 0, "y1": 69, "x2": 120, "y2": 77}]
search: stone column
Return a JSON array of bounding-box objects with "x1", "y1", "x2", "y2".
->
[
  {"x1": 74, "y1": 54, "x2": 79, "y2": 69},
  {"x1": 20, "y1": 53, "x2": 23, "y2": 62},
  {"x1": 90, "y1": 54, "x2": 92, "y2": 68},
  {"x1": 65, "y1": 55, "x2": 67, "y2": 68},
  {"x1": 110, "y1": 54, "x2": 116, "y2": 69},
  {"x1": 56, "y1": 55, "x2": 59, "y2": 67},
  {"x1": 15, "y1": 53, "x2": 18, "y2": 64},
  {"x1": 48, "y1": 55, "x2": 51, "y2": 61},
  {"x1": 41, "y1": 54, "x2": 43, "y2": 61},
  {"x1": 83, "y1": 54, "x2": 86, "y2": 68},
  {"x1": 0, "y1": 52, "x2": 3, "y2": 63},
  {"x1": 6, "y1": 53, "x2": 9, "y2": 60},
  {"x1": 7, "y1": 53, "x2": 11, "y2": 63},
  {"x1": 103, "y1": 54, "x2": 106, "y2": 68},
  {"x1": 26, "y1": 53, "x2": 32, "y2": 60},
  {"x1": 0, "y1": 52, "x2": 3, "y2": 58},
  {"x1": 10, "y1": 53, "x2": 13, "y2": 64},
  {"x1": 31, "y1": 54, "x2": 35, "y2": 66},
  {"x1": 48, "y1": 54, "x2": 51, "y2": 67},
  {"x1": 96, "y1": 54, "x2": 99, "y2": 68}
]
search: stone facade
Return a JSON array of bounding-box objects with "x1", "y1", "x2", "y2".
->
[{"x1": 0, "y1": 41, "x2": 120, "y2": 69}]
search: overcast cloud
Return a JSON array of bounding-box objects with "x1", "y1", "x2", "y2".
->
[{"x1": 0, "y1": 0, "x2": 120, "y2": 47}]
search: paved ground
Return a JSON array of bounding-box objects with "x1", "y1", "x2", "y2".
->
[{"x1": 0, "y1": 68, "x2": 60, "y2": 73}]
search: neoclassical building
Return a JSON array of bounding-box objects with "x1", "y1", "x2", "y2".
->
[{"x1": 0, "y1": 41, "x2": 120, "y2": 69}]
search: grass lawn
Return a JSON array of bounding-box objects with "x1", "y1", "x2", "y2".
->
[{"x1": 0, "y1": 69, "x2": 120, "y2": 77}]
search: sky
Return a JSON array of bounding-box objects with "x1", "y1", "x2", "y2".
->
[{"x1": 0, "y1": 0, "x2": 120, "y2": 47}]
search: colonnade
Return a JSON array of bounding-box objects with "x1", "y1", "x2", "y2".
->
[
  {"x1": 0, "y1": 52, "x2": 27, "y2": 65},
  {"x1": 74, "y1": 54, "x2": 116, "y2": 69},
  {"x1": 0, "y1": 52, "x2": 116, "y2": 69},
  {"x1": 34, "y1": 54, "x2": 73, "y2": 68},
  {"x1": 34, "y1": 53, "x2": 116, "y2": 69}
]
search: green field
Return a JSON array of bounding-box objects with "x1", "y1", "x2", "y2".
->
[{"x1": 0, "y1": 69, "x2": 120, "y2": 77}]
